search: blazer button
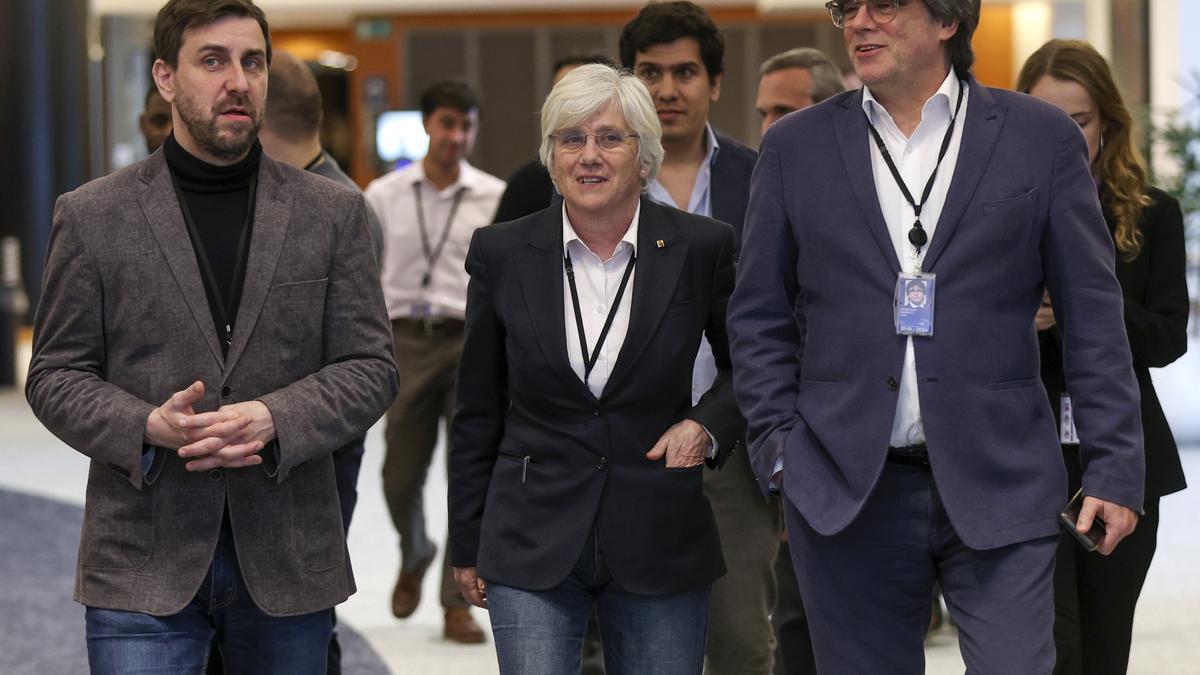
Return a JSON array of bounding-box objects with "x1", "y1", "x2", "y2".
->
[
  {"x1": 593, "y1": 409, "x2": 602, "y2": 417},
  {"x1": 220, "y1": 385, "x2": 232, "y2": 398},
  {"x1": 887, "y1": 376, "x2": 898, "y2": 391},
  {"x1": 209, "y1": 469, "x2": 223, "y2": 481}
]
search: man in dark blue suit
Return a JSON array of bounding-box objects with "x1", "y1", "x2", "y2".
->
[
  {"x1": 728, "y1": 1, "x2": 1143, "y2": 672},
  {"x1": 620, "y1": 3, "x2": 772, "y2": 673}
]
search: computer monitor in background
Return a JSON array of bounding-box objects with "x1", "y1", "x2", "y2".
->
[{"x1": 375, "y1": 110, "x2": 428, "y2": 172}]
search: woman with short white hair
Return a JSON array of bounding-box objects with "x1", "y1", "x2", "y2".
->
[{"x1": 447, "y1": 64, "x2": 740, "y2": 674}]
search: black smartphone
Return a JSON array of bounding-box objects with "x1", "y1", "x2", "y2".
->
[{"x1": 1059, "y1": 488, "x2": 1105, "y2": 552}]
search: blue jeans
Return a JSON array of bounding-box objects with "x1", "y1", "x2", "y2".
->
[
  {"x1": 85, "y1": 516, "x2": 332, "y2": 675},
  {"x1": 487, "y1": 529, "x2": 710, "y2": 675}
]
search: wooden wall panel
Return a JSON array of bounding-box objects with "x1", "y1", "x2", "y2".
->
[
  {"x1": 972, "y1": 4, "x2": 1014, "y2": 89},
  {"x1": 478, "y1": 31, "x2": 540, "y2": 178},
  {"x1": 272, "y1": 29, "x2": 352, "y2": 61},
  {"x1": 1110, "y1": 0, "x2": 1148, "y2": 106},
  {"x1": 346, "y1": 28, "x2": 403, "y2": 185},
  {"x1": 711, "y1": 27, "x2": 747, "y2": 141}
]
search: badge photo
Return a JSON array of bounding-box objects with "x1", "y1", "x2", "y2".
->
[{"x1": 894, "y1": 273, "x2": 935, "y2": 336}]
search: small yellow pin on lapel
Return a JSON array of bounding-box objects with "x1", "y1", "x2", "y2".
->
[{"x1": 656, "y1": 239, "x2": 665, "y2": 248}]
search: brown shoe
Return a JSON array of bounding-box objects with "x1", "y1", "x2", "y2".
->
[
  {"x1": 443, "y1": 607, "x2": 486, "y2": 644},
  {"x1": 391, "y1": 546, "x2": 436, "y2": 619}
]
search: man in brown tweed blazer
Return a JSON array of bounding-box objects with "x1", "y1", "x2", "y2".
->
[{"x1": 24, "y1": 1, "x2": 398, "y2": 672}]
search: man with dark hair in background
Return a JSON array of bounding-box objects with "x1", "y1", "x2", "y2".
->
[
  {"x1": 365, "y1": 79, "x2": 505, "y2": 644},
  {"x1": 620, "y1": 3, "x2": 773, "y2": 673},
  {"x1": 139, "y1": 83, "x2": 173, "y2": 154},
  {"x1": 755, "y1": 47, "x2": 845, "y2": 135},
  {"x1": 491, "y1": 53, "x2": 618, "y2": 225},
  {"x1": 257, "y1": 48, "x2": 385, "y2": 675},
  {"x1": 260, "y1": 50, "x2": 382, "y2": 262},
  {"x1": 730, "y1": 0, "x2": 1143, "y2": 671},
  {"x1": 25, "y1": 0, "x2": 398, "y2": 672},
  {"x1": 754, "y1": 45, "x2": 845, "y2": 675}
]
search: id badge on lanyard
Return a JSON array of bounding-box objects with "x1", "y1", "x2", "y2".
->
[
  {"x1": 1059, "y1": 393, "x2": 1080, "y2": 445},
  {"x1": 894, "y1": 273, "x2": 935, "y2": 336}
]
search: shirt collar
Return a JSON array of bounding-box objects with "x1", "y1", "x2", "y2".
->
[
  {"x1": 409, "y1": 159, "x2": 480, "y2": 193},
  {"x1": 702, "y1": 123, "x2": 721, "y2": 167},
  {"x1": 861, "y1": 68, "x2": 961, "y2": 130},
  {"x1": 562, "y1": 200, "x2": 641, "y2": 260}
]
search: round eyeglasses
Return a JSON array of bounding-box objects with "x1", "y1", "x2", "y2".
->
[
  {"x1": 825, "y1": 0, "x2": 905, "y2": 30},
  {"x1": 551, "y1": 129, "x2": 639, "y2": 152}
]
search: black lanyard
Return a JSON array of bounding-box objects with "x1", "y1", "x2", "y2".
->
[
  {"x1": 413, "y1": 183, "x2": 465, "y2": 287},
  {"x1": 866, "y1": 80, "x2": 965, "y2": 257},
  {"x1": 564, "y1": 247, "x2": 636, "y2": 383},
  {"x1": 170, "y1": 172, "x2": 256, "y2": 352}
]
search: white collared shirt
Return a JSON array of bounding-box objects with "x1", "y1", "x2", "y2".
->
[
  {"x1": 366, "y1": 160, "x2": 505, "y2": 320},
  {"x1": 863, "y1": 70, "x2": 968, "y2": 447},
  {"x1": 562, "y1": 202, "x2": 640, "y2": 398}
]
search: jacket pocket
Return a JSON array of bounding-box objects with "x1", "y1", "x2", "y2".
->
[
  {"x1": 79, "y1": 476, "x2": 158, "y2": 570},
  {"x1": 497, "y1": 450, "x2": 542, "y2": 484},
  {"x1": 987, "y1": 376, "x2": 1040, "y2": 390},
  {"x1": 982, "y1": 187, "x2": 1037, "y2": 215}
]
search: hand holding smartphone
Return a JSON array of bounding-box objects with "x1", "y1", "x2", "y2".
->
[{"x1": 1059, "y1": 488, "x2": 1106, "y2": 552}]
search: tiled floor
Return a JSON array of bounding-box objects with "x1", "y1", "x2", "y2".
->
[{"x1": 3, "y1": 358, "x2": 1197, "y2": 673}]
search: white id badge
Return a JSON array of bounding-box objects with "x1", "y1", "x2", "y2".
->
[
  {"x1": 894, "y1": 273, "x2": 935, "y2": 336},
  {"x1": 1059, "y1": 393, "x2": 1080, "y2": 445}
]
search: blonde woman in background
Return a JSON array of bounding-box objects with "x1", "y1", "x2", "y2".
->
[{"x1": 1018, "y1": 38, "x2": 1190, "y2": 675}]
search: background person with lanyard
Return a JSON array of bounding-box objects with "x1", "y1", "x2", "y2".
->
[
  {"x1": 1019, "y1": 39, "x2": 1190, "y2": 675},
  {"x1": 364, "y1": 80, "x2": 506, "y2": 645}
]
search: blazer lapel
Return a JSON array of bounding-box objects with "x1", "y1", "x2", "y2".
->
[
  {"x1": 137, "y1": 154, "x2": 223, "y2": 367},
  {"x1": 223, "y1": 157, "x2": 292, "y2": 374},
  {"x1": 832, "y1": 93, "x2": 902, "y2": 274},
  {"x1": 602, "y1": 200, "x2": 687, "y2": 399},
  {"x1": 923, "y1": 78, "x2": 1004, "y2": 271},
  {"x1": 515, "y1": 207, "x2": 597, "y2": 401}
]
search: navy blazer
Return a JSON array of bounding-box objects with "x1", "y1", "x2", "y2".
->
[
  {"x1": 727, "y1": 77, "x2": 1144, "y2": 550},
  {"x1": 710, "y1": 129, "x2": 758, "y2": 243},
  {"x1": 449, "y1": 197, "x2": 739, "y2": 594}
]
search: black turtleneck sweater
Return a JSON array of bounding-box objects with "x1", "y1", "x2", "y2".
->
[{"x1": 164, "y1": 135, "x2": 262, "y2": 356}]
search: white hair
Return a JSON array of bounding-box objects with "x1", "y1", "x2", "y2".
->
[{"x1": 539, "y1": 64, "x2": 664, "y2": 185}]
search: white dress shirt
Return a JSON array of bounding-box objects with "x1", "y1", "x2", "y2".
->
[
  {"x1": 562, "y1": 202, "x2": 639, "y2": 399},
  {"x1": 365, "y1": 160, "x2": 505, "y2": 320},
  {"x1": 863, "y1": 70, "x2": 967, "y2": 447}
]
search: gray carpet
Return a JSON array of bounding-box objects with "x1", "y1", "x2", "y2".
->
[{"x1": 0, "y1": 488, "x2": 389, "y2": 674}]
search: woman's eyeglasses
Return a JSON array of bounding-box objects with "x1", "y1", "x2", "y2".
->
[{"x1": 552, "y1": 129, "x2": 639, "y2": 152}]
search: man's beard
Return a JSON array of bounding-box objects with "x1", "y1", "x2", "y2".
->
[{"x1": 176, "y1": 91, "x2": 260, "y2": 162}]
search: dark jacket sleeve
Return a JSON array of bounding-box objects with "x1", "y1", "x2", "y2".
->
[
  {"x1": 687, "y1": 224, "x2": 743, "y2": 468},
  {"x1": 25, "y1": 193, "x2": 157, "y2": 488},
  {"x1": 448, "y1": 228, "x2": 508, "y2": 567},
  {"x1": 1120, "y1": 189, "x2": 1190, "y2": 368}
]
